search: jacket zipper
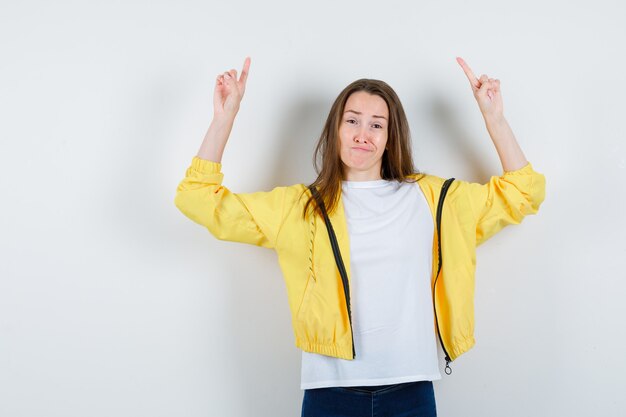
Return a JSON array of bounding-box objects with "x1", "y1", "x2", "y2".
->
[
  {"x1": 433, "y1": 178, "x2": 455, "y2": 375},
  {"x1": 325, "y1": 212, "x2": 356, "y2": 359},
  {"x1": 309, "y1": 186, "x2": 356, "y2": 359}
]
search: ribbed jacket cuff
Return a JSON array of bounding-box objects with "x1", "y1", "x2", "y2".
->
[
  {"x1": 191, "y1": 156, "x2": 222, "y2": 173},
  {"x1": 503, "y1": 161, "x2": 533, "y2": 175}
]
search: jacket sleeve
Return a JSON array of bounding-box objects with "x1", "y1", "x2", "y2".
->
[
  {"x1": 456, "y1": 161, "x2": 546, "y2": 246},
  {"x1": 174, "y1": 156, "x2": 288, "y2": 249}
]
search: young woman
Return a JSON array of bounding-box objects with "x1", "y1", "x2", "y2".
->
[{"x1": 174, "y1": 56, "x2": 546, "y2": 417}]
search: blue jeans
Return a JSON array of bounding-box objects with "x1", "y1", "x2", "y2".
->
[{"x1": 301, "y1": 380, "x2": 437, "y2": 417}]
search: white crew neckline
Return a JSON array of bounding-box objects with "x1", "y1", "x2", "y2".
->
[{"x1": 341, "y1": 179, "x2": 393, "y2": 189}]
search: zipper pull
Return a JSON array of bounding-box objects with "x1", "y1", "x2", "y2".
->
[{"x1": 444, "y1": 356, "x2": 452, "y2": 375}]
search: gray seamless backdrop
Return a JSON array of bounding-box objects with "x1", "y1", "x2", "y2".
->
[{"x1": 1, "y1": 1, "x2": 624, "y2": 416}]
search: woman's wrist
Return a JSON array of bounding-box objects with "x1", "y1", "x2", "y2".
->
[{"x1": 196, "y1": 116, "x2": 235, "y2": 163}]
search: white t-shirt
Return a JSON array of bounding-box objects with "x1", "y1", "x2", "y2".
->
[{"x1": 300, "y1": 178, "x2": 442, "y2": 390}]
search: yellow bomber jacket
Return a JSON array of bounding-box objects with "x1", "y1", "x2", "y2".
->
[{"x1": 174, "y1": 156, "x2": 546, "y2": 366}]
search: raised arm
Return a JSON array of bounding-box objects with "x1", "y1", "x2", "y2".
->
[
  {"x1": 454, "y1": 57, "x2": 546, "y2": 245},
  {"x1": 174, "y1": 57, "x2": 291, "y2": 249}
]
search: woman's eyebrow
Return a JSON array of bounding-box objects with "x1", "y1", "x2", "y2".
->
[{"x1": 344, "y1": 109, "x2": 388, "y2": 120}]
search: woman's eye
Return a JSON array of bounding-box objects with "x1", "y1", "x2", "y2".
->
[{"x1": 345, "y1": 119, "x2": 382, "y2": 129}]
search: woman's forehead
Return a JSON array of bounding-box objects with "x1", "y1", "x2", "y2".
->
[{"x1": 344, "y1": 92, "x2": 389, "y2": 117}]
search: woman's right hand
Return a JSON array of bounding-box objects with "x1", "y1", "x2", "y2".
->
[{"x1": 213, "y1": 56, "x2": 251, "y2": 120}]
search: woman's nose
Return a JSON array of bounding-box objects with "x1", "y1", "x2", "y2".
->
[{"x1": 354, "y1": 129, "x2": 370, "y2": 143}]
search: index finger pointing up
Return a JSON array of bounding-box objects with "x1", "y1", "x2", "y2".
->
[
  {"x1": 456, "y1": 57, "x2": 479, "y2": 90},
  {"x1": 239, "y1": 56, "x2": 251, "y2": 85}
]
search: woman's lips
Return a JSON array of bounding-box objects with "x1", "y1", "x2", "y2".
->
[{"x1": 352, "y1": 147, "x2": 372, "y2": 152}]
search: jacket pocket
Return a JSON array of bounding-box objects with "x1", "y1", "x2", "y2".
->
[
  {"x1": 296, "y1": 272, "x2": 315, "y2": 320},
  {"x1": 297, "y1": 214, "x2": 318, "y2": 320}
]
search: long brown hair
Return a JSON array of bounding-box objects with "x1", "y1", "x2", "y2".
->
[{"x1": 301, "y1": 78, "x2": 425, "y2": 220}]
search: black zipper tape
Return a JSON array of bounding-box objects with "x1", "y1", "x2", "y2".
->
[{"x1": 434, "y1": 177, "x2": 455, "y2": 375}]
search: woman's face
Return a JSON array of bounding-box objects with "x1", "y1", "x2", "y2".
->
[{"x1": 338, "y1": 91, "x2": 389, "y2": 181}]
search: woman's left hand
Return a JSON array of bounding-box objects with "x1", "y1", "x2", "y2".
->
[{"x1": 456, "y1": 57, "x2": 503, "y2": 121}]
